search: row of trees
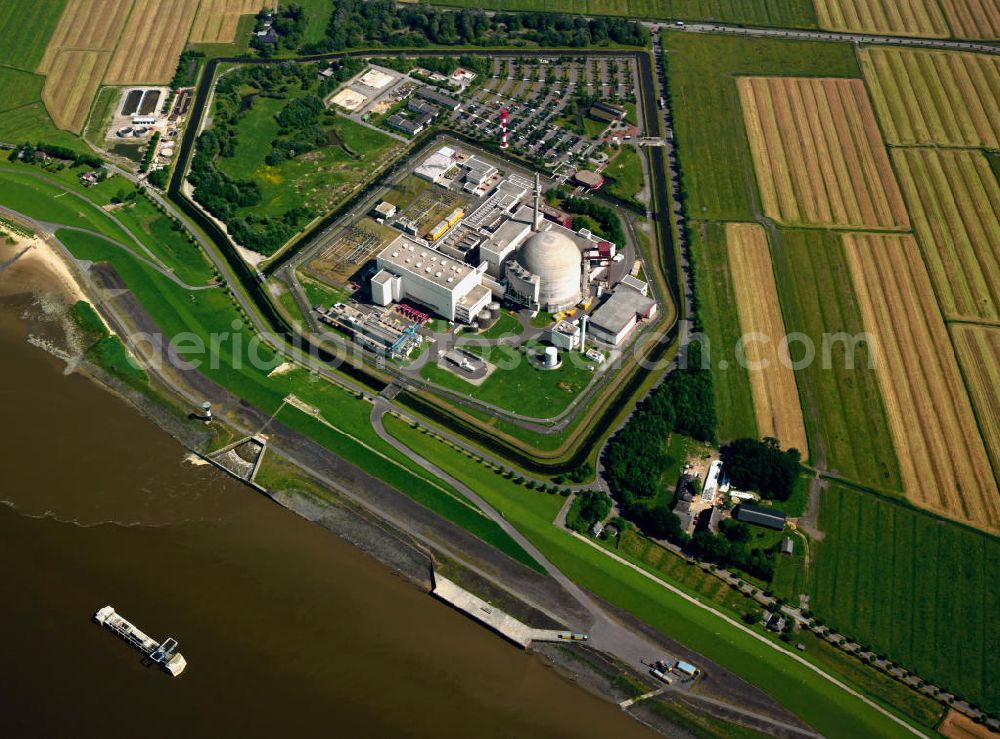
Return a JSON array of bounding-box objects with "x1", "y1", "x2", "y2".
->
[
  {"x1": 10, "y1": 142, "x2": 102, "y2": 169},
  {"x1": 303, "y1": 1, "x2": 648, "y2": 53},
  {"x1": 721, "y1": 438, "x2": 802, "y2": 502}
]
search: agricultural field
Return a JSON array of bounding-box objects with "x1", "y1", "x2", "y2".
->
[
  {"x1": 843, "y1": 232, "x2": 1000, "y2": 533},
  {"x1": 725, "y1": 223, "x2": 809, "y2": 456},
  {"x1": 813, "y1": 0, "x2": 950, "y2": 37},
  {"x1": 104, "y1": 0, "x2": 199, "y2": 85},
  {"x1": 41, "y1": 50, "x2": 110, "y2": 134},
  {"x1": 190, "y1": 0, "x2": 262, "y2": 44},
  {"x1": 664, "y1": 32, "x2": 860, "y2": 223},
  {"x1": 770, "y1": 229, "x2": 901, "y2": 492},
  {"x1": 939, "y1": 0, "x2": 1000, "y2": 39},
  {"x1": 0, "y1": 0, "x2": 67, "y2": 71},
  {"x1": 37, "y1": 0, "x2": 134, "y2": 75},
  {"x1": 689, "y1": 223, "x2": 757, "y2": 442},
  {"x1": 737, "y1": 76, "x2": 908, "y2": 230},
  {"x1": 860, "y1": 48, "x2": 1000, "y2": 148},
  {"x1": 813, "y1": 482, "x2": 1000, "y2": 714},
  {"x1": 0, "y1": 68, "x2": 45, "y2": 115},
  {"x1": 952, "y1": 325, "x2": 1000, "y2": 481},
  {"x1": 893, "y1": 148, "x2": 1000, "y2": 322}
]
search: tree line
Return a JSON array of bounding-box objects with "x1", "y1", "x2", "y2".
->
[{"x1": 303, "y1": 1, "x2": 648, "y2": 53}]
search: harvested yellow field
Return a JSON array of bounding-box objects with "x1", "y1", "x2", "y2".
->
[
  {"x1": 860, "y1": 48, "x2": 1000, "y2": 148},
  {"x1": 104, "y1": 0, "x2": 198, "y2": 85},
  {"x1": 190, "y1": 0, "x2": 262, "y2": 43},
  {"x1": 725, "y1": 223, "x2": 809, "y2": 456},
  {"x1": 37, "y1": 0, "x2": 134, "y2": 75},
  {"x1": 893, "y1": 148, "x2": 1000, "y2": 322},
  {"x1": 939, "y1": 0, "x2": 1000, "y2": 40},
  {"x1": 738, "y1": 76, "x2": 908, "y2": 230},
  {"x1": 42, "y1": 49, "x2": 110, "y2": 133},
  {"x1": 951, "y1": 325, "x2": 1000, "y2": 483},
  {"x1": 844, "y1": 233, "x2": 1000, "y2": 533},
  {"x1": 814, "y1": 0, "x2": 950, "y2": 37}
]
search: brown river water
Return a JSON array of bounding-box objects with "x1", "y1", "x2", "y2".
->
[{"x1": 0, "y1": 297, "x2": 653, "y2": 739}]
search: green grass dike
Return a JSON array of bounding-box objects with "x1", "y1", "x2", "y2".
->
[
  {"x1": 382, "y1": 414, "x2": 928, "y2": 737},
  {"x1": 47, "y1": 214, "x2": 538, "y2": 572}
]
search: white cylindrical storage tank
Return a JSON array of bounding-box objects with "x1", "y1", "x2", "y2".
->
[{"x1": 544, "y1": 346, "x2": 558, "y2": 367}]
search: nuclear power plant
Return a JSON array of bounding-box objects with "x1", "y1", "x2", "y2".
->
[{"x1": 318, "y1": 139, "x2": 656, "y2": 358}]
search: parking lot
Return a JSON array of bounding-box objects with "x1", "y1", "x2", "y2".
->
[{"x1": 449, "y1": 56, "x2": 639, "y2": 172}]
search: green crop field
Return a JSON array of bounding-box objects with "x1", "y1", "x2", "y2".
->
[
  {"x1": 431, "y1": 0, "x2": 818, "y2": 27},
  {"x1": 813, "y1": 483, "x2": 1000, "y2": 713},
  {"x1": 0, "y1": 0, "x2": 67, "y2": 71},
  {"x1": 689, "y1": 222, "x2": 757, "y2": 442},
  {"x1": 664, "y1": 31, "x2": 860, "y2": 223},
  {"x1": 0, "y1": 68, "x2": 45, "y2": 114},
  {"x1": 769, "y1": 229, "x2": 902, "y2": 492},
  {"x1": 292, "y1": 0, "x2": 335, "y2": 45},
  {"x1": 0, "y1": 100, "x2": 82, "y2": 150}
]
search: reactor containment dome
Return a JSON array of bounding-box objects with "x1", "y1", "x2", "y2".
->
[{"x1": 507, "y1": 229, "x2": 582, "y2": 312}]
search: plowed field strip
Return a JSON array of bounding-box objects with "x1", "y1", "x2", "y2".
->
[
  {"x1": 738, "y1": 76, "x2": 906, "y2": 229},
  {"x1": 860, "y1": 48, "x2": 1000, "y2": 148},
  {"x1": 952, "y1": 325, "x2": 1000, "y2": 485},
  {"x1": 726, "y1": 223, "x2": 810, "y2": 455},
  {"x1": 844, "y1": 233, "x2": 1000, "y2": 533}
]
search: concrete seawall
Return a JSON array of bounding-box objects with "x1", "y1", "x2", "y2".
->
[{"x1": 432, "y1": 574, "x2": 572, "y2": 648}]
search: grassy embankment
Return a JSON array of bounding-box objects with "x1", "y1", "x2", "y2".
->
[
  {"x1": 0, "y1": 166, "x2": 538, "y2": 572},
  {"x1": 382, "y1": 414, "x2": 932, "y2": 737}
]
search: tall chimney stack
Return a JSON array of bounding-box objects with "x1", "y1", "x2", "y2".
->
[{"x1": 532, "y1": 172, "x2": 541, "y2": 232}]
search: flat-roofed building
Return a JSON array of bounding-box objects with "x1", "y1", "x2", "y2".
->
[
  {"x1": 733, "y1": 504, "x2": 786, "y2": 531},
  {"x1": 619, "y1": 274, "x2": 647, "y2": 296},
  {"x1": 550, "y1": 320, "x2": 581, "y2": 350},
  {"x1": 415, "y1": 86, "x2": 461, "y2": 111},
  {"x1": 414, "y1": 145, "x2": 456, "y2": 183},
  {"x1": 479, "y1": 208, "x2": 532, "y2": 277},
  {"x1": 462, "y1": 156, "x2": 497, "y2": 186},
  {"x1": 373, "y1": 235, "x2": 490, "y2": 322},
  {"x1": 588, "y1": 288, "x2": 657, "y2": 346}
]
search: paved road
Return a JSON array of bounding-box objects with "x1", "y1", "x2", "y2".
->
[{"x1": 652, "y1": 20, "x2": 1000, "y2": 55}]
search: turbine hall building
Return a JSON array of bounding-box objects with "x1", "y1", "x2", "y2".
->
[{"x1": 371, "y1": 235, "x2": 492, "y2": 323}]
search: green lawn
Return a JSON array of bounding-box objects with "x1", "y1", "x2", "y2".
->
[
  {"x1": 604, "y1": 146, "x2": 644, "y2": 205},
  {"x1": 0, "y1": 0, "x2": 67, "y2": 71},
  {"x1": 689, "y1": 221, "x2": 757, "y2": 441},
  {"x1": 421, "y1": 343, "x2": 595, "y2": 418},
  {"x1": 289, "y1": 0, "x2": 335, "y2": 45},
  {"x1": 383, "y1": 418, "x2": 925, "y2": 737},
  {"x1": 813, "y1": 483, "x2": 1000, "y2": 714},
  {"x1": 770, "y1": 229, "x2": 901, "y2": 492},
  {"x1": 299, "y1": 273, "x2": 352, "y2": 308},
  {"x1": 664, "y1": 31, "x2": 859, "y2": 222},
  {"x1": 477, "y1": 310, "x2": 524, "y2": 340}
]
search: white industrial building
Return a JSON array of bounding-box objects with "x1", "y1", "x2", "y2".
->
[
  {"x1": 371, "y1": 235, "x2": 492, "y2": 323},
  {"x1": 587, "y1": 287, "x2": 657, "y2": 346},
  {"x1": 549, "y1": 320, "x2": 582, "y2": 350},
  {"x1": 478, "y1": 206, "x2": 532, "y2": 277}
]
